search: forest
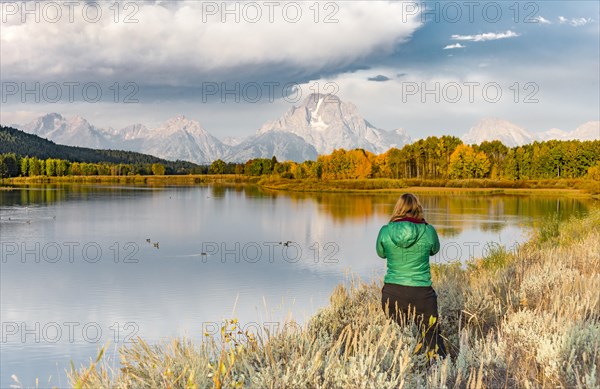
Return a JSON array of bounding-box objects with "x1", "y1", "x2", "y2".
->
[
  {"x1": 1, "y1": 125, "x2": 599, "y2": 182},
  {"x1": 212, "y1": 137, "x2": 600, "y2": 181}
]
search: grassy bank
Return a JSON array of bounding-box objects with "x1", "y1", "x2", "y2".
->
[
  {"x1": 3, "y1": 175, "x2": 598, "y2": 197},
  {"x1": 2, "y1": 174, "x2": 259, "y2": 186},
  {"x1": 69, "y1": 209, "x2": 600, "y2": 388},
  {"x1": 259, "y1": 177, "x2": 600, "y2": 197}
]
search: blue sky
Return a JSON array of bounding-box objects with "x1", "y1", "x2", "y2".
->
[{"x1": 1, "y1": 1, "x2": 598, "y2": 139}]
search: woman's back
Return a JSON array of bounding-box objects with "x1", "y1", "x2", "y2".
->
[{"x1": 376, "y1": 218, "x2": 440, "y2": 286}]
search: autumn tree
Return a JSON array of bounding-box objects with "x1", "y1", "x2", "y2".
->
[
  {"x1": 381, "y1": 148, "x2": 404, "y2": 179},
  {"x1": 587, "y1": 161, "x2": 600, "y2": 181},
  {"x1": 435, "y1": 136, "x2": 463, "y2": 178},
  {"x1": 45, "y1": 159, "x2": 56, "y2": 176},
  {"x1": 449, "y1": 144, "x2": 491, "y2": 179},
  {"x1": 209, "y1": 159, "x2": 226, "y2": 175},
  {"x1": 478, "y1": 140, "x2": 508, "y2": 179}
]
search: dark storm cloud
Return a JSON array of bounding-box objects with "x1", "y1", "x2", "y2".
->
[{"x1": 367, "y1": 75, "x2": 391, "y2": 82}]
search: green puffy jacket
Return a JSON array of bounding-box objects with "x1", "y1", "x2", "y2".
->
[{"x1": 376, "y1": 219, "x2": 440, "y2": 287}]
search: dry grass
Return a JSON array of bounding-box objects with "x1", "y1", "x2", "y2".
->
[
  {"x1": 259, "y1": 177, "x2": 598, "y2": 197},
  {"x1": 68, "y1": 209, "x2": 600, "y2": 388},
  {"x1": 4, "y1": 174, "x2": 259, "y2": 186}
]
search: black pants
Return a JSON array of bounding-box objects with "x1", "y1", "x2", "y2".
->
[{"x1": 381, "y1": 283, "x2": 447, "y2": 358}]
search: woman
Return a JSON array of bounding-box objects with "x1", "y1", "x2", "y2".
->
[{"x1": 376, "y1": 193, "x2": 447, "y2": 358}]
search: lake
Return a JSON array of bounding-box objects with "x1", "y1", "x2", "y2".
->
[{"x1": 0, "y1": 184, "x2": 593, "y2": 387}]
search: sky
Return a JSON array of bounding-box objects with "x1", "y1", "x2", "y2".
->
[{"x1": 1, "y1": 0, "x2": 599, "y2": 140}]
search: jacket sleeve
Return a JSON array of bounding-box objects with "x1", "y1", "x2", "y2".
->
[
  {"x1": 429, "y1": 225, "x2": 440, "y2": 256},
  {"x1": 376, "y1": 226, "x2": 387, "y2": 258}
]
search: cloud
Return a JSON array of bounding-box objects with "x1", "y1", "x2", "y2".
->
[
  {"x1": 534, "y1": 16, "x2": 551, "y2": 25},
  {"x1": 451, "y1": 30, "x2": 520, "y2": 42},
  {"x1": 367, "y1": 75, "x2": 391, "y2": 82},
  {"x1": 0, "y1": 1, "x2": 422, "y2": 85},
  {"x1": 558, "y1": 16, "x2": 594, "y2": 26},
  {"x1": 443, "y1": 43, "x2": 465, "y2": 50},
  {"x1": 558, "y1": 16, "x2": 590, "y2": 26}
]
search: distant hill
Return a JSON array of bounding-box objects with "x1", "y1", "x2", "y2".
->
[{"x1": 0, "y1": 125, "x2": 202, "y2": 171}]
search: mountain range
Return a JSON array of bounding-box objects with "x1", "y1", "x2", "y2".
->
[
  {"x1": 461, "y1": 118, "x2": 599, "y2": 147},
  {"x1": 11, "y1": 93, "x2": 599, "y2": 163},
  {"x1": 0, "y1": 125, "x2": 200, "y2": 171},
  {"x1": 14, "y1": 94, "x2": 411, "y2": 164}
]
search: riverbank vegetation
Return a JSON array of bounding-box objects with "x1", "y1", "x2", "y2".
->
[
  {"x1": 69, "y1": 209, "x2": 600, "y2": 388},
  {"x1": 4, "y1": 174, "x2": 259, "y2": 186},
  {"x1": 4, "y1": 175, "x2": 597, "y2": 198},
  {"x1": 3, "y1": 127, "x2": 599, "y2": 194},
  {"x1": 258, "y1": 176, "x2": 599, "y2": 195}
]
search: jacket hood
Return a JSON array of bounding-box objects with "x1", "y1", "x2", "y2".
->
[{"x1": 387, "y1": 221, "x2": 427, "y2": 248}]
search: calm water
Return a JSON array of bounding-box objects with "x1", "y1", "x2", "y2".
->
[{"x1": 0, "y1": 184, "x2": 593, "y2": 387}]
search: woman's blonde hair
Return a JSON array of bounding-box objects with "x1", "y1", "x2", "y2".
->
[{"x1": 390, "y1": 193, "x2": 424, "y2": 222}]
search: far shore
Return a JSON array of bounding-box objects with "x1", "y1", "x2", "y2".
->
[{"x1": 1, "y1": 175, "x2": 598, "y2": 198}]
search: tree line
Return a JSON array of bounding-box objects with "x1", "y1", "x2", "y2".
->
[
  {"x1": 2, "y1": 126, "x2": 599, "y2": 181},
  {"x1": 209, "y1": 137, "x2": 600, "y2": 181},
  {"x1": 0, "y1": 154, "x2": 176, "y2": 178}
]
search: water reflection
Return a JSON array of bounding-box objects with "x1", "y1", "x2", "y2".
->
[
  {"x1": 1, "y1": 185, "x2": 592, "y2": 239},
  {"x1": 269, "y1": 189, "x2": 590, "y2": 236}
]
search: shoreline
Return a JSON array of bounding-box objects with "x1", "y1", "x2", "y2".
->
[
  {"x1": 3, "y1": 175, "x2": 598, "y2": 198},
  {"x1": 260, "y1": 182, "x2": 595, "y2": 198}
]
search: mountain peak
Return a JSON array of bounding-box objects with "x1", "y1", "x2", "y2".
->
[
  {"x1": 19, "y1": 112, "x2": 110, "y2": 149},
  {"x1": 571, "y1": 121, "x2": 600, "y2": 140},
  {"x1": 302, "y1": 93, "x2": 341, "y2": 105},
  {"x1": 462, "y1": 118, "x2": 534, "y2": 147},
  {"x1": 43, "y1": 112, "x2": 65, "y2": 120},
  {"x1": 538, "y1": 128, "x2": 569, "y2": 141},
  {"x1": 164, "y1": 115, "x2": 190, "y2": 125},
  {"x1": 158, "y1": 116, "x2": 207, "y2": 135},
  {"x1": 70, "y1": 115, "x2": 91, "y2": 126},
  {"x1": 258, "y1": 93, "x2": 409, "y2": 154}
]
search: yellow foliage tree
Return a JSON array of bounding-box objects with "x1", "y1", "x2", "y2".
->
[
  {"x1": 152, "y1": 163, "x2": 166, "y2": 176},
  {"x1": 449, "y1": 145, "x2": 490, "y2": 179},
  {"x1": 588, "y1": 162, "x2": 600, "y2": 181}
]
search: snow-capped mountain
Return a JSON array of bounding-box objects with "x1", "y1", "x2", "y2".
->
[
  {"x1": 537, "y1": 128, "x2": 570, "y2": 141},
  {"x1": 462, "y1": 118, "x2": 536, "y2": 147},
  {"x1": 463, "y1": 119, "x2": 600, "y2": 146},
  {"x1": 222, "y1": 136, "x2": 243, "y2": 147},
  {"x1": 15, "y1": 109, "x2": 596, "y2": 165},
  {"x1": 18, "y1": 113, "x2": 114, "y2": 149},
  {"x1": 538, "y1": 122, "x2": 600, "y2": 141},
  {"x1": 569, "y1": 121, "x2": 600, "y2": 141},
  {"x1": 257, "y1": 93, "x2": 411, "y2": 154},
  {"x1": 138, "y1": 116, "x2": 228, "y2": 163},
  {"x1": 14, "y1": 95, "x2": 412, "y2": 163},
  {"x1": 16, "y1": 114, "x2": 228, "y2": 164},
  {"x1": 225, "y1": 131, "x2": 318, "y2": 163},
  {"x1": 115, "y1": 123, "x2": 149, "y2": 141}
]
